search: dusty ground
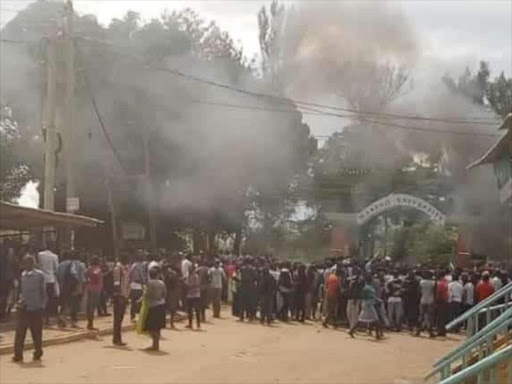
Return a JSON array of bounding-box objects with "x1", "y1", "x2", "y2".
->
[{"x1": 0, "y1": 311, "x2": 461, "y2": 384}]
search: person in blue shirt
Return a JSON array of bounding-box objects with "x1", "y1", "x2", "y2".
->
[{"x1": 13, "y1": 255, "x2": 47, "y2": 363}]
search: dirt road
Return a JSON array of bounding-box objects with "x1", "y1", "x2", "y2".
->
[{"x1": 0, "y1": 314, "x2": 461, "y2": 384}]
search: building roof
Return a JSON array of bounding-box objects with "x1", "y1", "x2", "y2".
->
[
  {"x1": 467, "y1": 113, "x2": 512, "y2": 169},
  {"x1": 499, "y1": 112, "x2": 512, "y2": 130},
  {"x1": 0, "y1": 201, "x2": 104, "y2": 230}
]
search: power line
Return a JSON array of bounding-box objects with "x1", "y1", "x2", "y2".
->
[
  {"x1": 75, "y1": 36, "x2": 501, "y2": 126},
  {"x1": 0, "y1": 38, "x2": 28, "y2": 44},
  {"x1": 191, "y1": 99, "x2": 500, "y2": 138},
  {"x1": 2, "y1": 35, "x2": 502, "y2": 139},
  {"x1": 76, "y1": 45, "x2": 127, "y2": 172},
  {"x1": 153, "y1": 62, "x2": 500, "y2": 126}
]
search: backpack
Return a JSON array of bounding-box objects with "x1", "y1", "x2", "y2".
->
[{"x1": 63, "y1": 261, "x2": 79, "y2": 294}]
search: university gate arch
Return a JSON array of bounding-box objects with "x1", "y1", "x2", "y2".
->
[
  {"x1": 328, "y1": 194, "x2": 446, "y2": 258},
  {"x1": 356, "y1": 193, "x2": 446, "y2": 227}
]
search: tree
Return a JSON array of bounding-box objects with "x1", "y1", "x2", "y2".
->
[
  {"x1": 257, "y1": 1, "x2": 285, "y2": 84},
  {"x1": 487, "y1": 72, "x2": 512, "y2": 118},
  {"x1": 0, "y1": 105, "x2": 34, "y2": 201},
  {"x1": 1, "y1": 2, "x2": 314, "y2": 255},
  {"x1": 443, "y1": 61, "x2": 511, "y2": 118}
]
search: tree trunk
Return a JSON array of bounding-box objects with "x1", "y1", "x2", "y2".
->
[
  {"x1": 193, "y1": 228, "x2": 203, "y2": 255},
  {"x1": 233, "y1": 227, "x2": 243, "y2": 256}
]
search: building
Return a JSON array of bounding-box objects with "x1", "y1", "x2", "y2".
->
[{"x1": 468, "y1": 113, "x2": 512, "y2": 207}]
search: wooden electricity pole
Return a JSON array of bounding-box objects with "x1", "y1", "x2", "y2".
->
[
  {"x1": 64, "y1": 0, "x2": 76, "y2": 209},
  {"x1": 42, "y1": 38, "x2": 57, "y2": 211},
  {"x1": 105, "y1": 177, "x2": 119, "y2": 261},
  {"x1": 143, "y1": 133, "x2": 157, "y2": 250},
  {"x1": 63, "y1": 0, "x2": 76, "y2": 249}
]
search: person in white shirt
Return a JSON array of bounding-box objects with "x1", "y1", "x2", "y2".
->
[
  {"x1": 491, "y1": 271, "x2": 503, "y2": 292},
  {"x1": 448, "y1": 274, "x2": 464, "y2": 332},
  {"x1": 181, "y1": 254, "x2": 192, "y2": 280},
  {"x1": 461, "y1": 273, "x2": 474, "y2": 310},
  {"x1": 208, "y1": 261, "x2": 226, "y2": 318},
  {"x1": 37, "y1": 246, "x2": 59, "y2": 325}
]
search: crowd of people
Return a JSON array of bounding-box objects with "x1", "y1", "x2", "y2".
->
[{"x1": 1, "y1": 239, "x2": 510, "y2": 362}]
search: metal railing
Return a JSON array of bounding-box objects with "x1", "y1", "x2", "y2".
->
[
  {"x1": 446, "y1": 281, "x2": 512, "y2": 336},
  {"x1": 479, "y1": 301, "x2": 512, "y2": 314},
  {"x1": 426, "y1": 307, "x2": 512, "y2": 381},
  {"x1": 437, "y1": 344, "x2": 512, "y2": 384}
]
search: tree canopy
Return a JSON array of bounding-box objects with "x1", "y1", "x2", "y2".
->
[{"x1": 0, "y1": 1, "x2": 313, "y2": 252}]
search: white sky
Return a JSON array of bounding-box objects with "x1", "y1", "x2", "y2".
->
[{"x1": 1, "y1": 0, "x2": 511, "y2": 75}]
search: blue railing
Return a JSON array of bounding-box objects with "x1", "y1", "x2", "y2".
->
[
  {"x1": 437, "y1": 345, "x2": 512, "y2": 384},
  {"x1": 427, "y1": 283, "x2": 512, "y2": 383},
  {"x1": 426, "y1": 307, "x2": 512, "y2": 380}
]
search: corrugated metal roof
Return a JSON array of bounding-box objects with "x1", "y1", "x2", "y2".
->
[
  {"x1": 0, "y1": 201, "x2": 103, "y2": 230},
  {"x1": 467, "y1": 114, "x2": 512, "y2": 169}
]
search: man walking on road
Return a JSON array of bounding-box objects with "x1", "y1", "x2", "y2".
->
[
  {"x1": 37, "y1": 244, "x2": 59, "y2": 326},
  {"x1": 209, "y1": 260, "x2": 226, "y2": 318},
  {"x1": 112, "y1": 254, "x2": 130, "y2": 346},
  {"x1": 13, "y1": 255, "x2": 47, "y2": 363}
]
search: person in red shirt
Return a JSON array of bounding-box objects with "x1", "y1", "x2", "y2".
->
[
  {"x1": 435, "y1": 271, "x2": 449, "y2": 336},
  {"x1": 476, "y1": 272, "x2": 495, "y2": 303},
  {"x1": 85, "y1": 256, "x2": 103, "y2": 330},
  {"x1": 322, "y1": 270, "x2": 340, "y2": 328}
]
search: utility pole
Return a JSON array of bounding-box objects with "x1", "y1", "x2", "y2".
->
[
  {"x1": 63, "y1": 0, "x2": 76, "y2": 249},
  {"x1": 105, "y1": 177, "x2": 119, "y2": 261},
  {"x1": 143, "y1": 133, "x2": 157, "y2": 250},
  {"x1": 64, "y1": 0, "x2": 75, "y2": 206},
  {"x1": 42, "y1": 37, "x2": 57, "y2": 211}
]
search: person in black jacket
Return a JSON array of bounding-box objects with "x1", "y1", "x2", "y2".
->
[
  {"x1": 294, "y1": 264, "x2": 308, "y2": 322},
  {"x1": 238, "y1": 258, "x2": 257, "y2": 321},
  {"x1": 259, "y1": 265, "x2": 276, "y2": 325}
]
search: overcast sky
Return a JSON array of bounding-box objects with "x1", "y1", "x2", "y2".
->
[{"x1": 1, "y1": 0, "x2": 511, "y2": 75}]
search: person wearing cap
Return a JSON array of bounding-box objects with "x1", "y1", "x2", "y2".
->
[{"x1": 476, "y1": 272, "x2": 494, "y2": 303}]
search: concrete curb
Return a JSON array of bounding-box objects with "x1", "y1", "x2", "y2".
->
[
  {"x1": 0, "y1": 324, "x2": 135, "y2": 356},
  {"x1": 0, "y1": 312, "x2": 189, "y2": 355}
]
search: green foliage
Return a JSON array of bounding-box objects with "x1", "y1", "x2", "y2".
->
[
  {"x1": 0, "y1": 105, "x2": 37, "y2": 202},
  {"x1": 388, "y1": 222, "x2": 454, "y2": 265},
  {"x1": 443, "y1": 61, "x2": 511, "y2": 118},
  {"x1": 487, "y1": 72, "x2": 512, "y2": 118},
  {"x1": 1, "y1": 2, "x2": 313, "y2": 253}
]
